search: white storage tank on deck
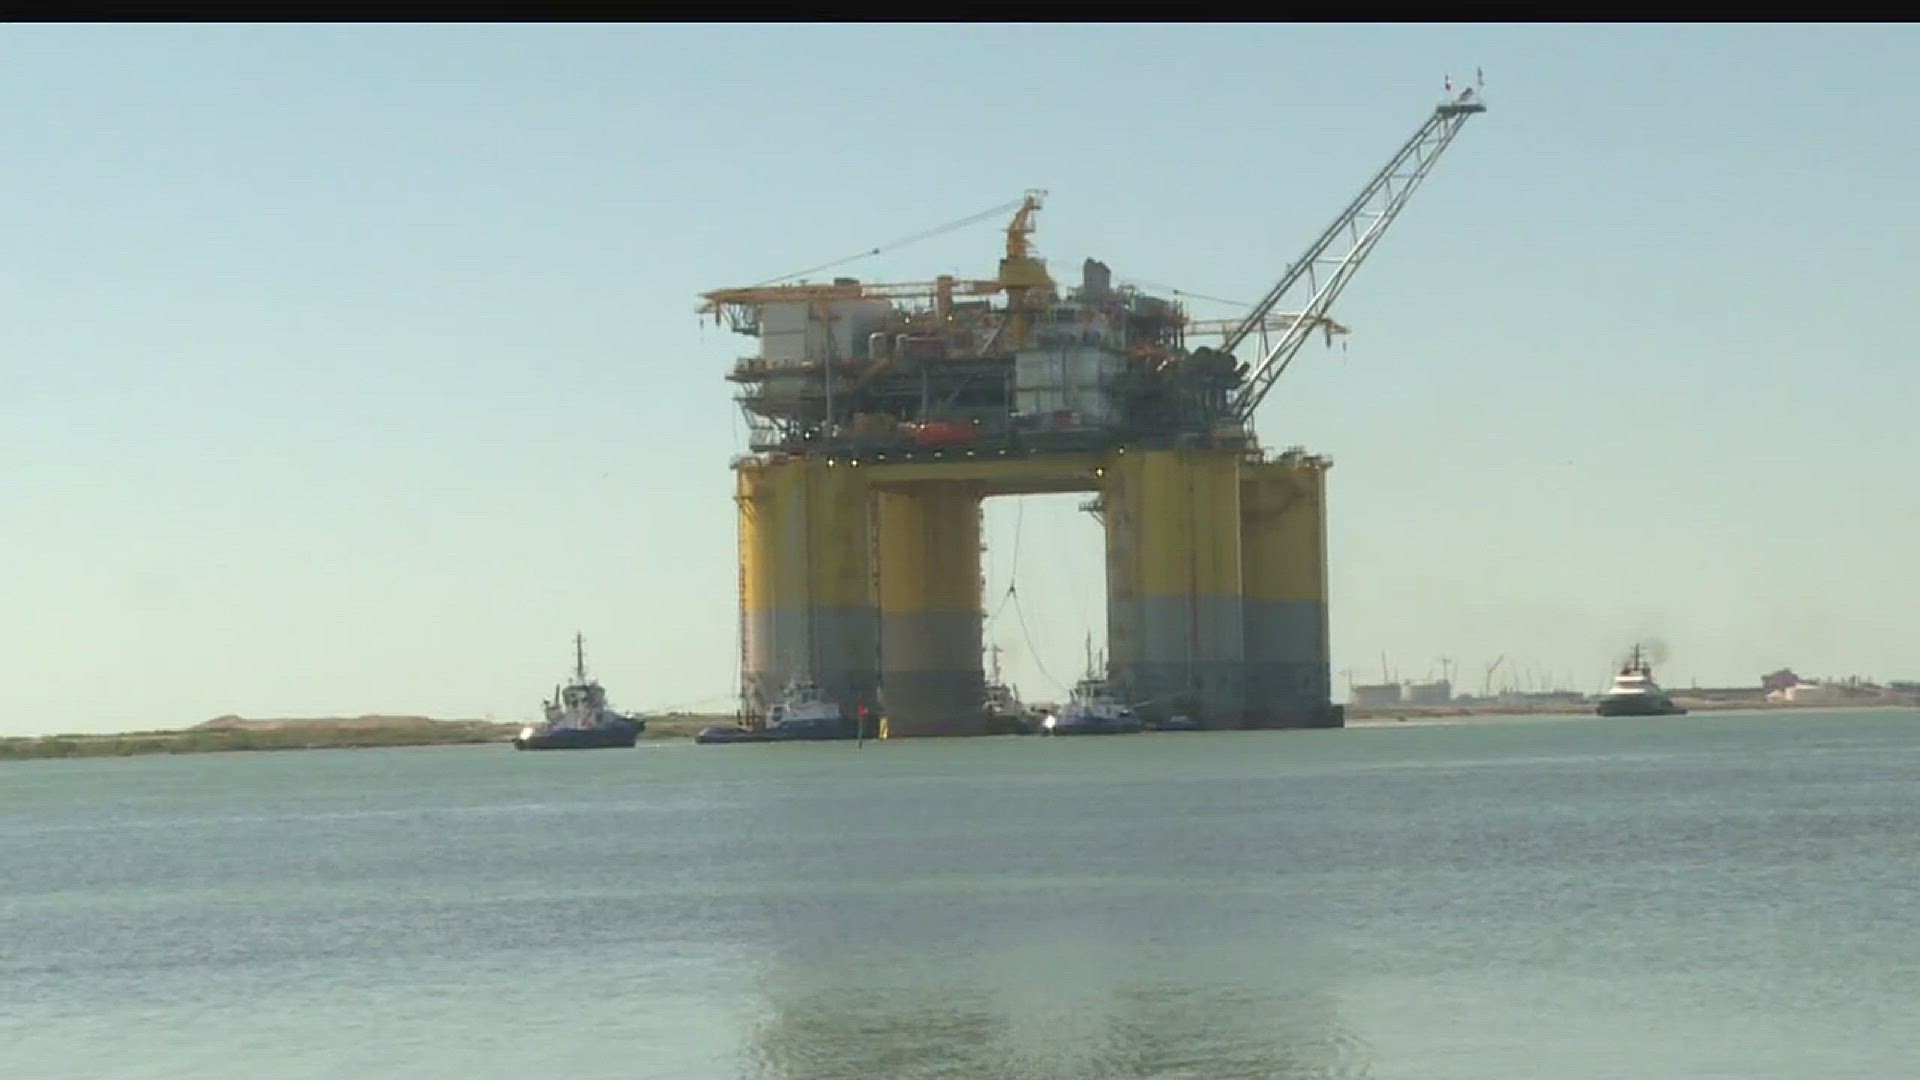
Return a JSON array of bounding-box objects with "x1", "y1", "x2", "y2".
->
[{"x1": 1015, "y1": 345, "x2": 1127, "y2": 426}]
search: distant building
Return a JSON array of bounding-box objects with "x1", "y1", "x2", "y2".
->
[
  {"x1": 1403, "y1": 680, "x2": 1452, "y2": 706},
  {"x1": 1679, "y1": 687, "x2": 1765, "y2": 703},
  {"x1": 1767, "y1": 681, "x2": 1849, "y2": 705},
  {"x1": 1498, "y1": 689, "x2": 1587, "y2": 707},
  {"x1": 1350, "y1": 683, "x2": 1403, "y2": 707},
  {"x1": 1761, "y1": 669, "x2": 1801, "y2": 693}
]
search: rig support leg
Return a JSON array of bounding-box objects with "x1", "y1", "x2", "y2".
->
[
  {"x1": 1239, "y1": 457, "x2": 1341, "y2": 728},
  {"x1": 1102, "y1": 449, "x2": 1247, "y2": 727},
  {"x1": 736, "y1": 458, "x2": 880, "y2": 721},
  {"x1": 875, "y1": 483, "x2": 985, "y2": 737}
]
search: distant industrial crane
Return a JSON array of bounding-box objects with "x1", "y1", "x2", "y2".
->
[{"x1": 1218, "y1": 80, "x2": 1487, "y2": 423}]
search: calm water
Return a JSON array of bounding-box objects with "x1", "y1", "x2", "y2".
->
[{"x1": 3, "y1": 710, "x2": 1916, "y2": 1079}]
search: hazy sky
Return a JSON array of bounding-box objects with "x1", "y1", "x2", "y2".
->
[{"x1": 5, "y1": 24, "x2": 1917, "y2": 735}]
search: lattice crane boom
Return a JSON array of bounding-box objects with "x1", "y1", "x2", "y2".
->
[
  {"x1": 1225, "y1": 89, "x2": 1487, "y2": 423},
  {"x1": 1185, "y1": 314, "x2": 1349, "y2": 339}
]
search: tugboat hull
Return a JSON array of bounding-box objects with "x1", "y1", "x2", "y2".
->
[
  {"x1": 693, "y1": 718, "x2": 865, "y2": 745},
  {"x1": 1594, "y1": 699, "x2": 1686, "y2": 718},
  {"x1": 984, "y1": 713, "x2": 1036, "y2": 736},
  {"x1": 1043, "y1": 715, "x2": 1144, "y2": 736},
  {"x1": 513, "y1": 720, "x2": 642, "y2": 750},
  {"x1": 694, "y1": 725, "x2": 777, "y2": 745},
  {"x1": 773, "y1": 718, "x2": 862, "y2": 741}
]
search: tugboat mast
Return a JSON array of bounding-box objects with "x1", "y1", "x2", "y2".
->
[{"x1": 575, "y1": 632, "x2": 587, "y2": 683}]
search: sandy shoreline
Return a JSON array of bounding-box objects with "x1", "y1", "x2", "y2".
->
[
  {"x1": 0, "y1": 713, "x2": 725, "y2": 761},
  {"x1": 1344, "y1": 698, "x2": 1917, "y2": 723},
  {"x1": 4, "y1": 701, "x2": 1912, "y2": 762}
]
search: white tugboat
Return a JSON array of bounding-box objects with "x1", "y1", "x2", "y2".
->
[
  {"x1": 982, "y1": 644, "x2": 1034, "y2": 734},
  {"x1": 695, "y1": 678, "x2": 858, "y2": 744},
  {"x1": 514, "y1": 633, "x2": 646, "y2": 750},
  {"x1": 763, "y1": 678, "x2": 851, "y2": 737},
  {"x1": 1041, "y1": 638, "x2": 1143, "y2": 736},
  {"x1": 1594, "y1": 644, "x2": 1688, "y2": 717}
]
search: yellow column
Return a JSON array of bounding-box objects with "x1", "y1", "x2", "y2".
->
[
  {"x1": 1239, "y1": 456, "x2": 1338, "y2": 727},
  {"x1": 1102, "y1": 448, "x2": 1245, "y2": 725},
  {"x1": 875, "y1": 483, "x2": 983, "y2": 737},
  {"x1": 736, "y1": 457, "x2": 879, "y2": 721}
]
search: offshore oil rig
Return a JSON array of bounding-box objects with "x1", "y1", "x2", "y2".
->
[{"x1": 707, "y1": 83, "x2": 1487, "y2": 737}]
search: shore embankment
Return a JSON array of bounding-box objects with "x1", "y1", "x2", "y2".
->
[
  {"x1": 0, "y1": 712, "x2": 726, "y2": 762},
  {"x1": 1345, "y1": 697, "x2": 1917, "y2": 722},
  {"x1": 5, "y1": 700, "x2": 1912, "y2": 762}
]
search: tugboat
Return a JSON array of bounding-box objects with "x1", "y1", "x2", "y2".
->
[
  {"x1": 1043, "y1": 677, "x2": 1143, "y2": 735},
  {"x1": 695, "y1": 679, "x2": 856, "y2": 744},
  {"x1": 513, "y1": 634, "x2": 645, "y2": 750},
  {"x1": 983, "y1": 644, "x2": 1034, "y2": 735},
  {"x1": 1594, "y1": 644, "x2": 1688, "y2": 717},
  {"x1": 762, "y1": 678, "x2": 857, "y2": 740},
  {"x1": 1041, "y1": 639, "x2": 1143, "y2": 736}
]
